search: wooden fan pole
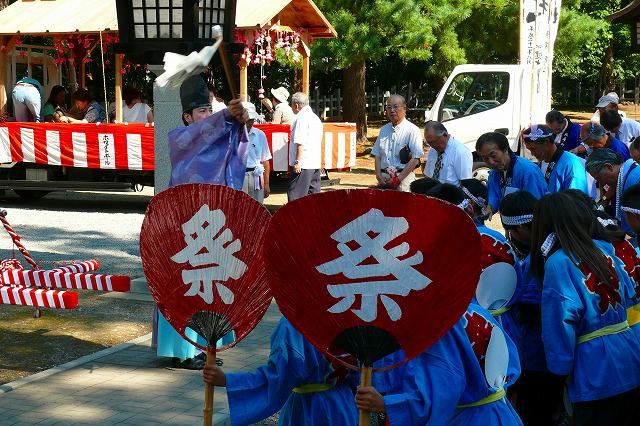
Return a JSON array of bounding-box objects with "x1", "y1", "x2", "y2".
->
[
  {"x1": 203, "y1": 346, "x2": 216, "y2": 426},
  {"x1": 218, "y1": 43, "x2": 238, "y2": 99},
  {"x1": 358, "y1": 366, "x2": 372, "y2": 426}
]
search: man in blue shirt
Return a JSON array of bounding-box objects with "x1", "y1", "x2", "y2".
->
[
  {"x1": 475, "y1": 132, "x2": 548, "y2": 219},
  {"x1": 546, "y1": 110, "x2": 582, "y2": 152},
  {"x1": 522, "y1": 124, "x2": 589, "y2": 194},
  {"x1": 580, "y1": 122, "x2": 630, "y2": 160},
  {"x1": 586, "y1": 148, "x2": 640, "y2": 234}
]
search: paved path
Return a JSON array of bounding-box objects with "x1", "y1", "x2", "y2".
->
[{"x1": 0, "y1": 297, "x2": 282, "y2": 426}]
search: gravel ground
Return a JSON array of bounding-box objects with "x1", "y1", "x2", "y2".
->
[{"x1": 0, "y1": 188, "x2": 154, "y2": 279}]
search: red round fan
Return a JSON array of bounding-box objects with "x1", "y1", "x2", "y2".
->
[
  {"x1": 264, "y1": 189, "x2": 482, "y2": 368},
  {"x1": 140, "y1": 183, "x2": 272, "y2": 351}
]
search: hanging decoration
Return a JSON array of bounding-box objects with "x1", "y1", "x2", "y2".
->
[
  {"x1": 235, "y1": 27, "x2": 304, "y2": 68},
  {"x1": 50, "y1": 33, "x2": 118, "y2": 69}
]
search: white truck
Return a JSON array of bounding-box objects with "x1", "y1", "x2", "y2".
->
[{"x1": 425, "y1": 64, "x2": 551, "y2": 182}]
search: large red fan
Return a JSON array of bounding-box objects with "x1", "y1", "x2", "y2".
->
[
  {"x1": 264, "y1": 189, "x2": 482, "y2": 424},
  {"x1": 140, "y1": 184, "x2": 272, "y2": 425},
  {"x1": 140, "y1": 183, "x2": 272, "y2": 350}
]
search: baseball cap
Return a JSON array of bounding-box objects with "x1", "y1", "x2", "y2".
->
[{"x1": 596, "y1": 92, "x2": 620, "y2": 108}]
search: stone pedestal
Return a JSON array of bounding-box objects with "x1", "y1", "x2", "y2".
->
[{"x1": 149, "y1": 64, "x2": 182, "y2": 194}]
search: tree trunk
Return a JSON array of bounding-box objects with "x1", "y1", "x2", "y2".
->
[
  {"x1": 342, "y1": 60, "x2": 368, "y2": 143},
  {"x1": 599, "y1": 40, "x2": 614, "y2": 94}
]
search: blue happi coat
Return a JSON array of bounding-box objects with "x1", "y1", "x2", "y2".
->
[
  {"x1": 225, "y1": 317, "x2": 359, "y2": 426},
  {"x1": 544, "y1": 150, "x2": 589, "y2": 194},
  {"x1": 517, "y1": 255, "x2": 548, "y2": 372},
  {"x1": 606, "y1": 136, "x2": 631, "y2": 161},
  {"x1": 617, "y1": 158, "x2": 640, "y2": 233},
  {"x1": 557, "y1": 119, "x2": 582, "y2": 153},
  {"x1": 487, "y1": 153, "x2": 548, "y2": 213},
  {"x1": 373, "y1": 303, "x2": 522, "y2": 425},
  {"x1": 541, "y1": 240, "x2": 640, "y2": 402},
  {"x1": 474, "y1": 220, "x2": 523, "y2": 356}
]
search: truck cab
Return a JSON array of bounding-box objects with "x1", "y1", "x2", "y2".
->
[{"x1": 426, "y1": 64, "x2": 539, "y2": 182}]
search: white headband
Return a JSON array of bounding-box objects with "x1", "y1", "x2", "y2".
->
[
  {"x1": 501, "y1": 214, "x2": 534, "y2": 226},
  {"x1": 461, "y1": 186, "x2": 486, "y2": 210},
  {"x1": 597, "y1": 217, "x2": 617, "y2": 227},
  {"x1": 621, "y1": 206, "x2": 640, "y2": 215},
  {"x1": 525, "y1": 124, "x2": 554, "y2": 141},
  {"x1": 541, "y1": 232, "x2": 557, "y2": 257},
  {"x1": 457, "y1": 199, "x2": 470, "y2": 210}
]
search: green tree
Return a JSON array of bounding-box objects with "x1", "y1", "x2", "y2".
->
[{"x1": 312, "y1": 0, "x2": 435, "y2": 141}]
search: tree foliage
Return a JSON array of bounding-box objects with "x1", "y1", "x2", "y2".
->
[
  {"x1": 312, "y1": 0, "x2": 436, "y2": 70},
  {"x1": 308, "y1": 0, "x2": 638, "y2": 119}
]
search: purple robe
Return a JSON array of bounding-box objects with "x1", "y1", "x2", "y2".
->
[{"x1": 168, "y1": 109, "x2": 249, "y2": 189}]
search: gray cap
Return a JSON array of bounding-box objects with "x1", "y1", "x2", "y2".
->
[
  {"x1": 596, "y1": 92, "x2": 619, "y2": 108},
  {"x1": 180, "y1": 75, "x2": 211, "y2": 112}
]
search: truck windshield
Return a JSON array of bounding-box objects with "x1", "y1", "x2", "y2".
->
[{"x1": 440, "y1": 72, "x2": 509, "y2": 121}]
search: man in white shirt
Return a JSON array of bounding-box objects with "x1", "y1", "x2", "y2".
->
[
  {"x1": 287, "y1": 92, "x2": 323, "y2": 201},
  {"x1": 423, "y1": 121, "x2": 472, "y2": 186},
  {"x1": 242, "y1": 102, "x2": 272, "y2": 204},
  {"x1": 591, "y1": 92, "x2": 626, "y2": 122},
  {"x1": 600, "y1": 109, "x2": 640, "y2": 147},
  {"x1": 371, "y1": 95, "x2": 423, "y2": 192}
]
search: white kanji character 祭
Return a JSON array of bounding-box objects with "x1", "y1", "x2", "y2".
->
[
  {"x1": 316, "y1": 208, "x2": 431, "y2": 322},
  {"x1": 171, "y1": 204, "x2": 247, "y2": 304}
]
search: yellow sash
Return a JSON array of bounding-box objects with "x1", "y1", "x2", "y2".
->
[
  {"x1": 292, "y1": 383, "x2": 334, "y2": 394},
  {"x1": 627, "y1": 305, "x2": 640, "y2": 327},
  {"x1": 577, "y1": 321, "x2": 629, "y2": 344},
  {"x1": 490, "y1": 307, "x2": 510, "y2": 317},
  {"x1": 457, "y1": 388, "x2": 506, "y2": 408}
]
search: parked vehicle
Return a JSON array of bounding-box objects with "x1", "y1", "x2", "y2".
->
[{"x1": 425, "y1": 64, "x2": 549, "y2": 183}]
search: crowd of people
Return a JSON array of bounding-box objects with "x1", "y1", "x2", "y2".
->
[
  {"x1": 174, "y1": 88, "x2": 640, "y2": 426},
  {"x1": 14, "y1": 72, "x2": 638, "y2": 425},
  {"x1": 10, "y1": 78, "x2": 154, "y2": 124}
]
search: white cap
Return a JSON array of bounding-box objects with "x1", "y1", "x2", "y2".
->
[
  {"x1": 271, "y1": 86, "x2": 290, "y2": 104},
  {"x1": 242, "y1": 102, "x2": 259, "y2": 120},
  {"x1": 596, "y1": 92, "x2": 620, "y2": 108}
]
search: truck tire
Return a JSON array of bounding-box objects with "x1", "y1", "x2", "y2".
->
[
  {"x1": 13, "y1": 190, "x2": 50, "y2": 199},
  {"x1": 472, "y1": 162, "x2": 490, "y2": 185}
]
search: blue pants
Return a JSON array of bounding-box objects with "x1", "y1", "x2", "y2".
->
[
  {"x1": 287, "y1": 167, "x2": 320, "y2": 201},
  {"x1": 12, "y1": 84, "x2": 41, "y2": 122}
]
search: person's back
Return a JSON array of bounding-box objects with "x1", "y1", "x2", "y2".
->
[
  {"x1": 123, "y1": 102, "x2": 152, "y2": 123},
  {"x1": 218, "y1": 317, "x2": 359, "y2": 425},
  {"x1": 550, "y1": 150, "x2": 590, "y2": 194},
  {"x1": 370, "y1": 303, "x2": 522, "y2": 425},
  {"x1": 473, "y1": 222, "x2": 523, "y2": 352},
  {"x1": 542, "y1": 239, "x2": 640, "y2": 403},
  {"x1": 12, "y1": 77, "x2": 43, "y2": 122},
  {"x1": 273, "y1": 102, "x2": 295, "y2": 124}
]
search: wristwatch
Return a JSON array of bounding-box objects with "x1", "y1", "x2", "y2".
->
[{"x1": 294, "y1": 160, "x2": 299, "y2": 165}]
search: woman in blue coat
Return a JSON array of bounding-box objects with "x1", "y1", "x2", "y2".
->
[{"x1": 529, "y1": 192, "x2": 640, "y2": 425}]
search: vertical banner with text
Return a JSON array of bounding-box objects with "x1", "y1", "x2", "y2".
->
[{"x1": 520, "y1": 0, "x2": 562, "y2": 124}]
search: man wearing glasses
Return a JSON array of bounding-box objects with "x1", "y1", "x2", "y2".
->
[{"x1": 371, "y1": 95, "x2": 423, "y2": 191}]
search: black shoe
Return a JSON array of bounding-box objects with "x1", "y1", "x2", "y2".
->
[
  {"x1": 193, "y1": 352, "x2": 223, "y2": 366},
  {"x1": 172, "y1": 357, "x2": 205, "y2": 370}
]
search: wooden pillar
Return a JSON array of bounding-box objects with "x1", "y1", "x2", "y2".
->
[
  {"x1": 79, "y1": 61, "x2": 86, "y2": 88},
  {"x1": 299, "y1": 35, "x2": 311, "y2": 95},
  {"x1": 239, "y1": 63, "x2": 248, "y2": 102},
  {"x1": 115, "y1": 54, "x2": 123, "y2": 123},
  {"x1": 0, "y1": 35, "x2": 18, "y2": 113}
]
